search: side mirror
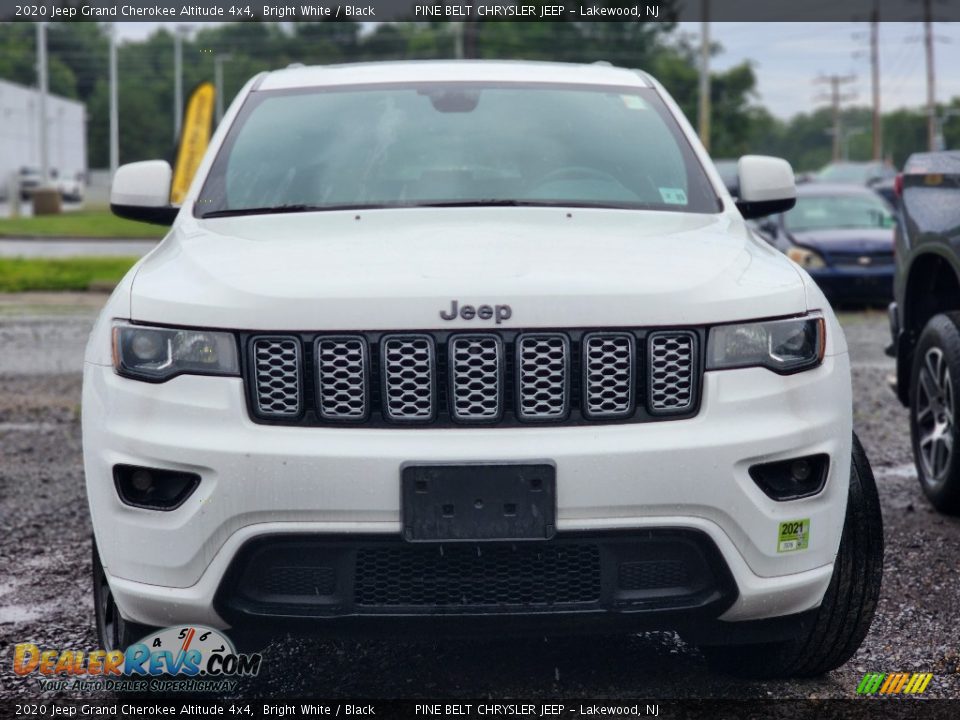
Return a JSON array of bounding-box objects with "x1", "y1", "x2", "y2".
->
[
  {"x1": 736, "y1": 155, "x2": 797, "y2": 220},
  {"x1": 110, "y1": 160, "x2": 178, "y2": 226}
]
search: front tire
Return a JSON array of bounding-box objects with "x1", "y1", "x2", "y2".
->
[
  {"x1": 702, "y1": 433, "x2": 883, "y2": 678},
  {"x1": 93, "y1": 540, "x2": 155, "y2": 652},
  {"x1": 910, "y1": 313, "x2": 960, "y2": 513}
]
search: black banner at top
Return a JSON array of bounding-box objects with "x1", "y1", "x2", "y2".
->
[{"x1": 1, "y1": 0, "x2": 959, "y2": 23}]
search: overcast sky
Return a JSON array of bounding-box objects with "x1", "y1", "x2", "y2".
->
[{"x1": 114, "y1": 21, "x2": 960, "y2": 119}]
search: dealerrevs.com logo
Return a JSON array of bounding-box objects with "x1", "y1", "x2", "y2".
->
[
  {"x1": 12, "y1": 625, "x2": 261, "y2": 693},
  {"x1": 856, "y1": 672, "x2": 934, "y2": 695}
]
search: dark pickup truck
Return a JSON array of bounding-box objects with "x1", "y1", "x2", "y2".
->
[{"x1": 889, "y1": 151, "x2": 960, "y2": 513}]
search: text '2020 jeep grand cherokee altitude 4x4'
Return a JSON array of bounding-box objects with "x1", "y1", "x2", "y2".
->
[{"x1": 85, "y1": 61, "x2": 883, "y2": 679}]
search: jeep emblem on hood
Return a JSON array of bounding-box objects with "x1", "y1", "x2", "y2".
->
[{"x1": 440, "y1": 300, "x2": 512, "y2": 324}]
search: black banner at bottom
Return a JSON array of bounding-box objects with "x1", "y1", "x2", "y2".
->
[{"x1": 2, "y1": 699, "x2": 960, "y2": 720}]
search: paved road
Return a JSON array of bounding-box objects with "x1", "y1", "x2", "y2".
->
[
  {"x1": 0, "y1": 238, "x2": 157, "y2": 258},
  {"x1": 0, "y1": 301, "x2": 958, "y2": 700}
]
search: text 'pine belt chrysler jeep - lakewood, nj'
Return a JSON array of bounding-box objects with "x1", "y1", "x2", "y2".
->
[{"x1": 85, "y1": 61, "x2": 883, "y2": 679}]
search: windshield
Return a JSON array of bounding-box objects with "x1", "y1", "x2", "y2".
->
[
  {"x1": 196, "y1": 82, "x2": 720, "y2": 217},
  {"x1": 817, "y1": 162, "x2": 894, "y2": 184},
  {"x1": 784, "y1": 194, "x2": 895, "y2": 232}
]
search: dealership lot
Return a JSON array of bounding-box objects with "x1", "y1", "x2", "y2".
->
[{"x1": 1, "y1": 299, "x2": 958, "y2": 699}]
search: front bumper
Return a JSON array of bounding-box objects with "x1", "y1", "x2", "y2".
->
[
  {"x1": 808, "y1": 266, "x2": 893, "y2": 302},
  {"x1": 83, "y1": 351, "x2": 851, "y2": 630}
]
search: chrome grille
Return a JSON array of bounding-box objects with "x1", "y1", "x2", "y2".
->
[
  {"x1": 316, "y1": 337, "x2": 367, "y2": 420},
  {"x1": 246, "y1": 329, "x2": 701, "y2": 425},
  {"x1": 648, "y1": 331, "x2": 695, "y2": 413},
  {"x1": 516, "y1": 334, "x2": 569, "y2": 420},
  {"x1": 382, "y1": 335, "x2": 435, "y2": 421},
  {"x1": 583, "y1": 333, "x2": 634, "y2": 418},
  {"x1": 449, "y1": 335, "x2": 503, "y2": 422},
  {"x1": 252, "y1": 337, "x2": 302, "y2": 417}
]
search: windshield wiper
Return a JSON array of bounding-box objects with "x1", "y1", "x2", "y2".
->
[
  {"x1": 407, "y1": 199, "x2": 644, "y2": 209},
  {"x1": 200, "y1": 203, "x2": 388, "y2": 218},
  {"x1": 201, "y1": 204, "x2": 321, "y2": 218},
  {"x1": 201, "y1": 199, "x2": 647, "y2": 218}
]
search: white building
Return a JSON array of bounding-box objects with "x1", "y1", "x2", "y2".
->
[{"x1": 0, "y1": 78, "x2": 87, "y2": 188}]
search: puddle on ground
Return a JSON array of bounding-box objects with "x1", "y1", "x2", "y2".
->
[
  {"x1": 0, "y1": 602, "x2": 56, "y2": 625},
  {"x1": 0, "y1": 422, "x2": 60, "y2": 433},
  {"x1": 874, "y1": 463, "x2": 917, "y2": 479}
]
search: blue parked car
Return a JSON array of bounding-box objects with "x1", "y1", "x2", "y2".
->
[{"x1": 756, "y1": 183, "x2": 896, "y2": 304}]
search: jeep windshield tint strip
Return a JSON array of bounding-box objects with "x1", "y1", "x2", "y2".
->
[{"x1": 196, "y1": 82, "x2": 720, "y2": 217}]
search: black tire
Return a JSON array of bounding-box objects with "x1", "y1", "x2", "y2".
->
[
  {"x1": 93, "y1": 539, "x2": 155, "y2": 652},
  {"x1": 703, "y1": 433, "x2": 883, "y2": 678},
  {"x1": 909, "y1": 313, "x2": 960, "y2": 514}
]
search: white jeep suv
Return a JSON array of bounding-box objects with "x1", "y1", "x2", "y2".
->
[{"x1": 84, "y1": 61, "x2": 883, "y2": 678}]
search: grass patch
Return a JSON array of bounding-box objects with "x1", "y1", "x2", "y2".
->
[
  {"x1": 0, "y1": 257, "x2": 138, "y2": 292},
  {"x1": 0, "y1": 209, "x2": 165, "y2": 239}
]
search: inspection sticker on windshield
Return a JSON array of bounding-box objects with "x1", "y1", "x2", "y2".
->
[
  {"x1": 620, "y1": 94, "x2": 649, "y2": 110},
  {"x1": 778, "y1": 519, "x2": 810, "y2": 553},
  {"x1": 658, "y1": 187, "x2": 687, "y2": 205}
]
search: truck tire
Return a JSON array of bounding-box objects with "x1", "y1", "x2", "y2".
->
[
  {"x1": 93, "y1": 540, "x2": 155, "y2": 652},
  {"x1": 910, "y1": 313, "x2": 960, "y2": 514},
  {"x1": 702, "y1": 433, "x2": 883, "y2": 678}
]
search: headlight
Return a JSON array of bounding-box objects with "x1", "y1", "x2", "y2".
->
[
  {"x1": 112, "y1": 323, "x2": 239, "y2": 382},
  {"x1": 787, "y1": 247, "x2": 826, "y2": 269},
  {"x1": 707, "y1": 315, "x2": 825, "y2": 374}
]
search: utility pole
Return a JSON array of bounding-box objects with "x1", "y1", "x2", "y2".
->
[
  {"x1": 215, "y1": 54, "x2": 233, "y2": 125},
  {"x1": 870, "y1": 1, "x2": 881, "y2": 160},
  {"x1": 698, "y1": 0, "x2": 711, "y2": 152},
  {"x1": 174, "y1": 25, "x2": 192, "y2": 141},
  {"x1": 452, "y1": 22, "x2": 464, "y2": 59},
  {"x1": 174, "y1": 28, "x2": 182, "y2": 141},
  {"x1": 109, "y1": 24, "x2": 118, "y2": 177},
  {"x1": 815, "y1": 74, "x2": 858, "y2": 162},
  {"x1": 923, "y1": 0, "x2": 937, "y2": 151},
  {"x1": 36, "y1": 22, "x2": 49, "y2": 185}
]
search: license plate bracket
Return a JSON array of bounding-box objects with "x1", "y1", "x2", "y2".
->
[{"x1": 401, "y1": 463, "x2": 556, "y2": 542}]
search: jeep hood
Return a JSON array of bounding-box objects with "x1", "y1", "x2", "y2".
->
[{"x1": 129, "y1": 208, "x2": 808, "y2": 330}]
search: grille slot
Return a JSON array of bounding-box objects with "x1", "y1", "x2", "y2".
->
[
  {"x1": 449, "y1": 334, "x2": 503, "y2": 422},
  {"x1": 583, "y1": 332, "x2": 635, "y2": 419},
  {"x1": 516, "y1": 333, "x2": 570, "y2": 420},
  {"x1": 251, "y1": 337, "x2": 302, "y2": 417},
  {"x1": 259, "y1": 566, "x2": 337, "y2": 597},
  {"x1": 354, "y1": 543, "x2": 601, "y2": 607},
  {"x1": 316, "y1": 337, "x2": 368, "y2": 420},
  {"x1": 618, "y1": 561, "x2": 691, "y2": 590},
  {"x1": 381, "y1": 335, "x2": 436, "y2": 422},
  {"x1": 648, "y1": 331, "x2": 696, "y2": 413}
]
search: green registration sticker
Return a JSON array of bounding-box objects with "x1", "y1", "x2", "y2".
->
[{"x1": 778, "y1": 519, "x2": 810, "y2": 553}]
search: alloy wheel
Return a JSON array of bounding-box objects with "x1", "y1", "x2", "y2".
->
[{"x1": 916, "y1": 347, "x2": 956, "y2": 486}]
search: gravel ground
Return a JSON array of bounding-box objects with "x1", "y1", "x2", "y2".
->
[{"x1": 1, "y1": 300, "x2": 958, "y2": 701}]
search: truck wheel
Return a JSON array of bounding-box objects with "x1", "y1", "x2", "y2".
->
[
  {"x1": 93, "y1": 540, "x2": 155, "y2": 652},
  {"x1": 910, "y1": 313, "x2": 960, "y2": 514},
  {"x1": 702, "y1": 433, "x2": 883, "y2": 678}
]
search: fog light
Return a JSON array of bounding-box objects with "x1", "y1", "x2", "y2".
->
[
  {"x1": 792, "y1": 459, "x2": 815, "y2": 483},
  {"x1": 129, "y1": 469, "x2": 153, "y2": 493},
  {"x1": 749, "y1": 454, "x2": 829, "y2": 501},
  {"x1": 113, "y1": 464, "x2": 200, "y2": 510}
]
